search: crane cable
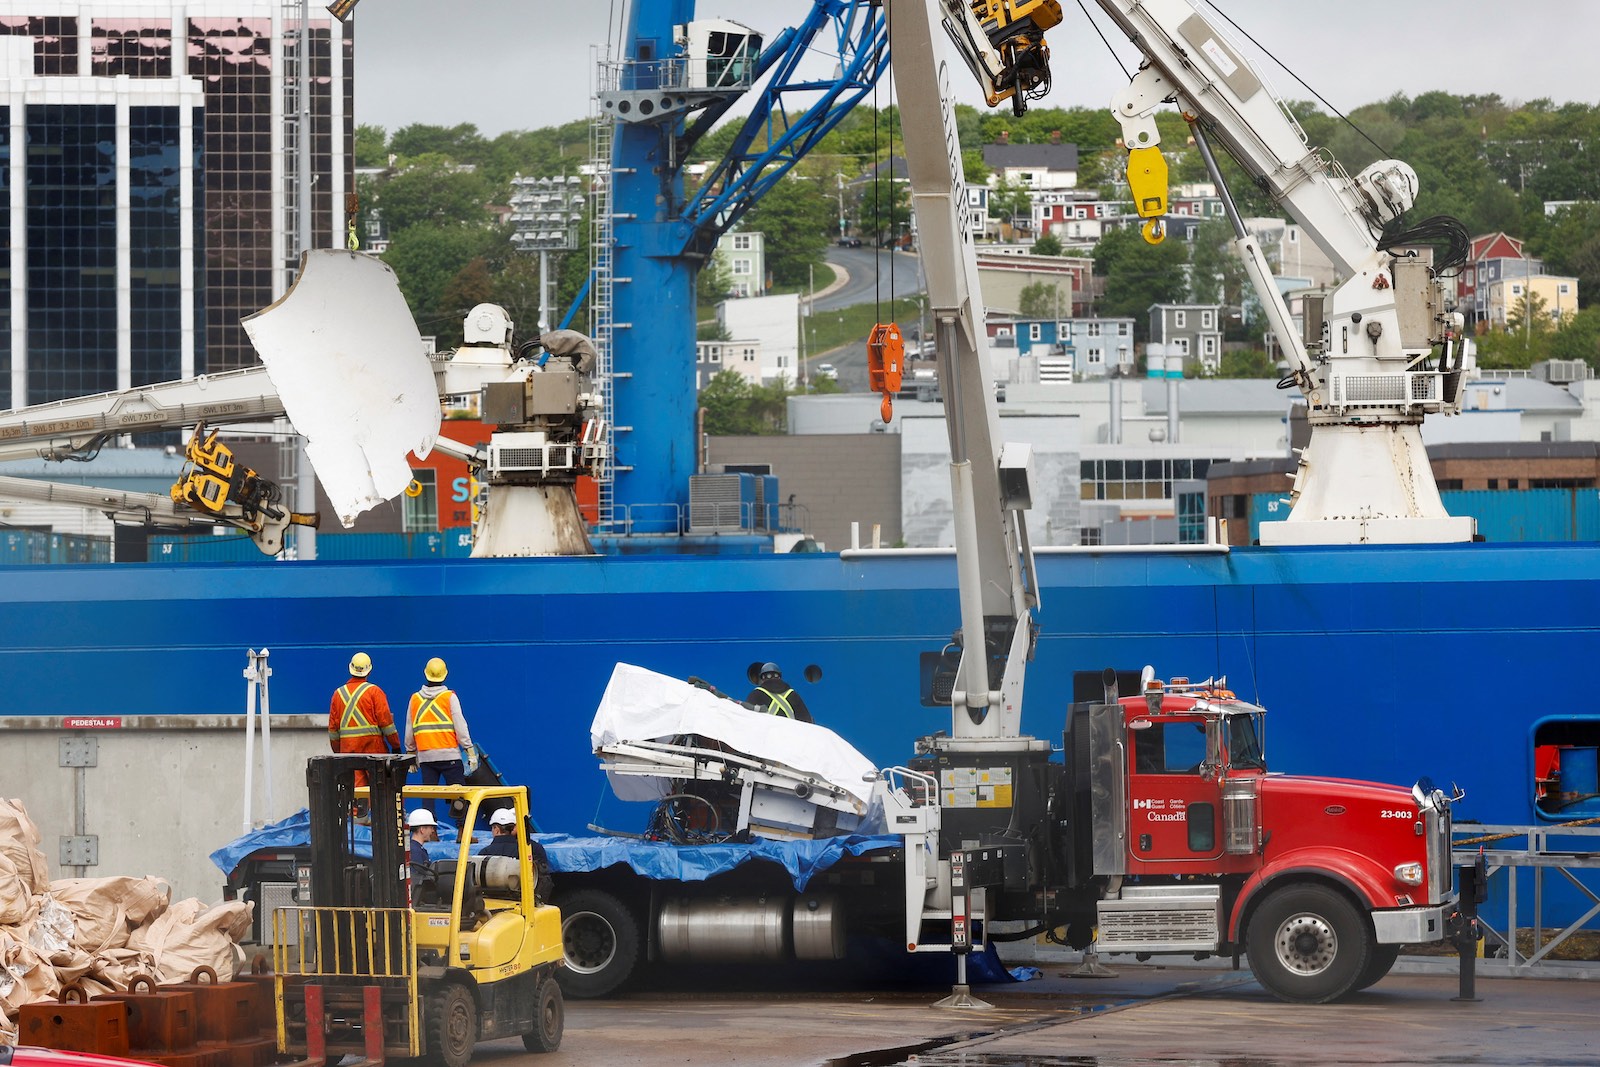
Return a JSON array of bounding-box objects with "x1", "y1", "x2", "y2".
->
[{"x1": 866, "y1": 64, "x2": 904, "y2": 423}]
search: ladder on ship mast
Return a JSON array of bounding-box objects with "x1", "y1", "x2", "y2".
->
[{"x1": 589, "y1": 46, "x2": 620, "y2": 530}]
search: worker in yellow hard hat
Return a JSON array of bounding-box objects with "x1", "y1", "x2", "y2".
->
[
  {"x1": 330, "y1": 651, "x2": 401, "y2": 790},
  {"x1": 405, "y1": 657, "x2": 478, "y2": 820}
]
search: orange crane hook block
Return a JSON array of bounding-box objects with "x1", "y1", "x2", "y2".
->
[{"x1": 867, "y1": 322, "x2": 905, "y2": 423}]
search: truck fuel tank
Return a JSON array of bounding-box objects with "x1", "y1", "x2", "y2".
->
[{"x1": 657, "y1": 894, "x2": 845, "y2": 962}]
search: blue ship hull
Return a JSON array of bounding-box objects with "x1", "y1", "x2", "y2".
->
[{"x1": 4, "y1": 541, "x2": 1596, "y2": 840}]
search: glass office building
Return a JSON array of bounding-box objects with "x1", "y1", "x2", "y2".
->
[{"x1": 1, "y1": 4, "x2": 354, "y2": 408}]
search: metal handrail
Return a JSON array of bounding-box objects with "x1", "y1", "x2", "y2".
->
[{"x1": 1453, "y1": 824, "x2": 1600, "y2": 971}]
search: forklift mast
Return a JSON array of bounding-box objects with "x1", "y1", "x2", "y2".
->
[{"x1": 305, "y1": 753, "x2": 415, "y2": 910}]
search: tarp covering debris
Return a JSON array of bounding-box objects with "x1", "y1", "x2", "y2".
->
[
  {"x1": 210, "y1": 809, "x2": 900, "y2": 894},
  {"x1": 592, "y1": 663, "x2": 879, "y2": 811}
]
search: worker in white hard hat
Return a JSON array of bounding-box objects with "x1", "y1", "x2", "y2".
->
[
  {"x1": 745, "y1": 662, "x2": 813, "y2": 723},
  {"x1": 479, "y1": 806, "x2": 521, "y2": 859},
  {"x1": 330, "y1": 652, "x2": 400, "y2": 790},
  {"x1": 406, "y1": 808, "x2": 438, "y2": 868},
  {"x1": 405, "y1": 657, "x2": 478, "y2": 822}
]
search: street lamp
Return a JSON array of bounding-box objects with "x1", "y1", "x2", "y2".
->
[{"x1": 509, "y1": 175, "x2": 586, "y2": 331}]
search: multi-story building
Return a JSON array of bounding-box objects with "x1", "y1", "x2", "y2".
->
[
  {"x1": 973, "y1": 251, "x2": 1094, "y2": 318},
  {"x1": 1032, "y1": 191, "x2": 1122, "y2": 244},
  {"x1": 1484, "y1": 273, "x2": 1580, "y2": 329},
  {"x1": 695, "y1": 339, "x2": 762, "y2": 390},
  {"x1": 716, "y1": 229, "x2": 765, "y2": 298},
  {"x1": 1, "y1": 3, "x2": 354, "y2": 409},
  {"x1": 987, "y1": 315, "x2": 1135, "y2": 380},
  {"x1": 1459, "y1": 232, "x2": 1542, "y2": 326},
  {"x1": 1148, "y1": 303, "x2": 1223, "y2": 374},
  {"x1": 980, "y1": 131, "x2": 1078, "y2": 190}
]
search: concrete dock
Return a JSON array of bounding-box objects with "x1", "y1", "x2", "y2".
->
[{"x1": 467, "y1": 963, "x2": 1600, "y2": 1067}]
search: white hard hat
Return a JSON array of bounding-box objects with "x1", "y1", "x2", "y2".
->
[
  {"x1": 407, "y1": 809, "x2": 436, "y2": 828},
  {"x1": 349, "y1": 651, "x2": 372, "y2": 677},
  {"x1": 489, "y1": 808, "x2": 517, "y2": 827}
]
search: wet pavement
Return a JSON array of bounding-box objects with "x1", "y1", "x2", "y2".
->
[{"x1": 469, "y1": 961, "x2": 1600, "y2": 1066}]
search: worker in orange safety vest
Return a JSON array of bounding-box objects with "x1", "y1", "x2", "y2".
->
[
  {"x1": 405, "y1": 657, "x2": 478, "y2": 813},
  {"x1": 330, "y1": 651, "x2": 401, "y2": 789}
]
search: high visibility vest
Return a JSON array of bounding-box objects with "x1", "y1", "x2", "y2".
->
[
  {"x1": 336, "y1": 682, "x2": 384, "y2": 738},
  {"x1": 756, "y1": 686, "x2": 795, "y2": 719},
  {"x1": 410, "y1": 690, "x2": 460, "y2": 751}
]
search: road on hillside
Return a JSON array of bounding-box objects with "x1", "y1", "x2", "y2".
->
[
  {"x1": 813, "y1": 246, "x2": 924, "y2": 313},
  {"x1": 802, "y1": 246, "x2": 928, "y2": 391}
]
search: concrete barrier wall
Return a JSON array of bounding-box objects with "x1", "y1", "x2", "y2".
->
[{"x1": 0, "y1": 716, "x2": 329, "y2": 903}]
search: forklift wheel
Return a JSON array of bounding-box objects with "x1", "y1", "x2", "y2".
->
[
  {"x1": 520, "y1": 976, "x2": 564, "y2": 1053},
  {"x1": 425, "y1": 981, "x2": 478, "y2": 1067}
]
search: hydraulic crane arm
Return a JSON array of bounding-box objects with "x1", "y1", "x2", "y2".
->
[
  {"x1": 1089, "y1": 0, "x2": 1475, "y2": 544},
  {"x1": 889, "y1": 0, "x2": 1042, "y2": 744},
  {"x1": 0, "y1": 366, "x2": 287, "y2": 464}
]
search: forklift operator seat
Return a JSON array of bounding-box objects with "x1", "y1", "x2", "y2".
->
[{"x1": 424, "y1": 859, "x2": 489, "y2": 926}]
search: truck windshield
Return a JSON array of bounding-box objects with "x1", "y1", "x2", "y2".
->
[{"x1": 1226, "y1": 714, "x2": 1265, "y2": 770}]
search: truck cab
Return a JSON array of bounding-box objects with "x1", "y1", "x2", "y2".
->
[{"x1": 1060, "y1": 673, "x2": 1457, "y2": 1002}]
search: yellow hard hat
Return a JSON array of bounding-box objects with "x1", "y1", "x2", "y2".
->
[
  {"x1": 349, "y1": 652, "x2": 372, "y2": 677},
  {"x1": 425, "y1": 657, "x2": 448, "y2": 683}
]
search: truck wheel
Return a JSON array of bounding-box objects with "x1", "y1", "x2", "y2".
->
[
  {"x1": 556, "y1": 888, "x2": 641, "y2": 998},
  {"x1": 1354, "y1": 942, "x2": 1400, "y2": 991},
  {"x1": 1245, "y1": 884, "x2": 1371, "y2": 1003},
  {"x1": 520, "y1": 975, "x2": 564, "y2": 1053},
  {"x1": 425, "y1": 981, "x2": 478, "y2": 1067}
]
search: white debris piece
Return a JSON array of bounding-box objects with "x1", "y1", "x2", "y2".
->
[{"x1": 243, "y1": 249, "x2": 442, "y2": 526}]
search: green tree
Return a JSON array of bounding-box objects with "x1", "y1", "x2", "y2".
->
[
  {"x1": 439, "y1": 257, "x2": 495, "y2": 326},
  {"x1": 488, "y1": 253, "x2": 545, "y2": 333},
  {"x1": 989, "y1": 177, "x2": 1033, "y2": 238},
  {"x1": 745, "y1": 173, "x2": 834, "y2": 286},
  {"x1": 389, "y1": 123, "x2": 487, "y2": 164},
  {"x1": 1091, "y1": 226, "x2": 1189, "y2": 340},
  {"x1": 1532, "y1": 204, "x2": 1600, "y2": 309},
  {"x1": 698, "y1": 249, "x2": 735, "y2": 304},
  {"x1": 1507, "y1": 290, "x2": 1553, "y2": 337},
  {"x1": 857, "y1": 170, "x2": 912, "y2": 248},
  {"x1": 1031, "y1": 231, "x2": 1063, "y2": 256},
  {"x1": 373, "y1": 154, "x2": 493, "y2": 233},
  {"x1": 1188, "y1": 219, "x2": 1247, "y2": 307},
  {"x1": 382, "y1": 223, "x2": 506, "y2": 348},
  {"x1": 699, "y1": 372, "x2": 760, "y2": 435},
  {"x1": 1549, "y1": 306, "x2": 1600, "y2": 368},
  {"x1": 354, "y1": 124, "x2": 388, "y2": 169},
  {"x1": 698, "y1": 372, "x2": 793, "y2": 435},
  {"x1": 1216, "y1": 348, "x2": 1277, "y2": 379},
  {"x1": 1018, "y1": 281, "x2": 1067, "y2": 319}
]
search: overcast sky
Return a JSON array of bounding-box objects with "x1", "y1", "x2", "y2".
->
[{"x1": 352, "y1": 1, "x2": 1596, "y2": 139}]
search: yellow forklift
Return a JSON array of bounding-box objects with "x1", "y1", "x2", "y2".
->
[{"x1": 272, "y1": 754, "x2": 564, "y2": 1066}]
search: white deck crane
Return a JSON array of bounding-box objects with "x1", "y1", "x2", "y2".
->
[
  {"x1": 0, "y1": 250, "x2": 603, "y2": 556},
  {"x1": 1094, "y1": 0, "x2": 1476, "y2": 545}
]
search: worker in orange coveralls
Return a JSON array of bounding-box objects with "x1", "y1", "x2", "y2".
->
[{"x1": 330, "y1": 651, "x2": 402, "y2": 789}]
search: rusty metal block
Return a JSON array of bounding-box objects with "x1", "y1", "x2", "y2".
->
[
  {"x1": 141, "y1": 1050, "x2": 227, "y2": 1067},
  {"x1": 162, "y1": 968, "x2": 265, "y2": 1043},
  {"x1": 198, "y1": 1037, "x2": 275, "y2": 1067},
  {"x1": 95, "y1": 975, "x2": 198, "y2": 1051},
  {"x1": 232, "y1": 970, "x2": 279, "y2": 1033},
  {"x1": 18, "y1": 996, "x2": 130, "y2": 1057}
]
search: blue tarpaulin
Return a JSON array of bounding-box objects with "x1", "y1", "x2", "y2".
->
[
  {"x1": 533, "y1": 832, "x2": 901, "y2": 891},
  {"x1": 212, "y1": 809, "x2": 901, "y2": 892}
]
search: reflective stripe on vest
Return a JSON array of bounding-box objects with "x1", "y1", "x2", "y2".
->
[
  {"x1": 338, "y1": 682, "x2": 383, "y2": 737},
  {"x1": 411, "y1": 691, "x2": 459, "y2": 751},
  {"x1": 757, "y1": 686, "x2": 795, "y2": 719}
]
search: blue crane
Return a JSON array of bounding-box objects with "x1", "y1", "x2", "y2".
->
[{"x1": 601, "y1": 1, "x2": 889, "y2": 532}]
